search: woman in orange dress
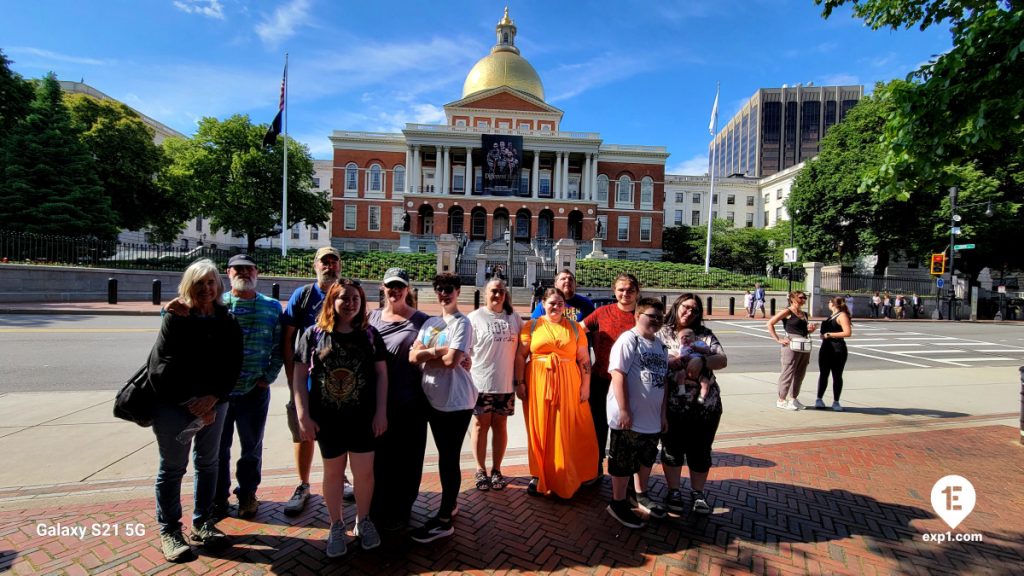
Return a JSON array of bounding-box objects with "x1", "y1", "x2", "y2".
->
[{"x1": 514, "y1": 288, "x2": 598, "y2": 498}]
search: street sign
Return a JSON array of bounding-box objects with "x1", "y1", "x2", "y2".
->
[
  {"x1": 998, "y1": 285, "x2": 1007, "y2": 294},
  {"x1": 783, "y1": 247, "x2": 798, "y2": 263},
  {"x1": 951, "y1": 226, "x2": 962, "y2": 235},
  {"x1": 953, "y1": 243, "x2": 975, "y2": 250},
  {"x1": 936, "y1": 278, "x2": 945, "y2": 288}
]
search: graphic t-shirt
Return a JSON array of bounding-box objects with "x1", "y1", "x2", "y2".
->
[
  {"x1": 417, "y1": 313, "x2": 477, "y2": 411},
  {"x1": 530, "y1": 293, "x2": 595, "y2": 322},
  {"x1": 582, "y1": 304, "x2": 637, "y2": 379},
  {"x1": 468, "y1": 307, "x2": 523, "y2": 394},
  {"x1": 607, "y1": 328, "x2": 668, "y2": 434},
  {"x1": 295, "y1": 326, "x2": 386, "y2": 421}
]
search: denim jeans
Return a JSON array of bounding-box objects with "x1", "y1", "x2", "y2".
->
[
  {"x1": 153, "y1": 401, "x2": 228, "y2": 534},
  {"x1": 215, "y1": 386, "x2": 271, "y2": 503}
]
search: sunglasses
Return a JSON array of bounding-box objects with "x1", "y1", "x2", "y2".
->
[
  {"x1": 435, "y1": 286, "x2": 456, "y2": 295},
  {"x1": 384, "y1": 282, "x2": 407, "y2": 290}
]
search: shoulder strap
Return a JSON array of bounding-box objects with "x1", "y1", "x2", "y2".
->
[
  {"x1": 529, "y1": 318, "x2": 538, "y2": 336},
  {"x1": 297, "y1": 283, "x2": 315, "y2": 315},
  {"x1": 366, "y1": 327, "x2": 375, "y2": 355}
]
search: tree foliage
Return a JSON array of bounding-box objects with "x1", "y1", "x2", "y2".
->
[
  {"x1": 0, "y1": 49, "x2": 34, "y2": 136},
  {"x1": 663, "y1": 221, "x2": 788, "y2": 271},
  {"x1": 0, "y1": 74, "x2": 118, "y2": 239},
  {"x1": 161, "y1": 115, "x2": 330, "y2": 252}
]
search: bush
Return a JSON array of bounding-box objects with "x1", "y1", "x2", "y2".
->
[{"x1": 576, "y1": 259, "x2": 789, "y2": 290}]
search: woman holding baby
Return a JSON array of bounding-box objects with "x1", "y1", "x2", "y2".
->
[{"x1": 656, "y1": 293, "x2": 727, "y2": 516}]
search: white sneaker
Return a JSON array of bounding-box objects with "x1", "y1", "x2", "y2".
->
[
  {"x1": 782, "y1": 400, "x2": 800, "y2": 411},
  {"x1": 814, "y1": 398, "x2": 826, "y2": 409},
  {"x1": 776, "y1": 400, "x2": 789, "y2": 410},
  {"x1": 790, "y1": 398, "x2": 805, "y2": 410},
  {"x1": 832, "y1": 401, "x2": 843, "y2": 412}
]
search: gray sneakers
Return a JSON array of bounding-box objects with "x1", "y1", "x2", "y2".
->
[
  {"x1": 237, "y1": 492, "x2": 259, "y2": 519},
  {"x1": 326, "y1": 520, "x2": 348, "y2": 558},
  {"x1": 160, "y1": 530, "x2": 192, "y2": 562},
  {"x1": 284, "y1": 483, "x2": 310, "y2": 516},
  {"x1": 354, "y1": 516, "x2": 381, "y2": 550},
  {"x1": 190, "y1": 521, "x2": 228, "y2": 550}
]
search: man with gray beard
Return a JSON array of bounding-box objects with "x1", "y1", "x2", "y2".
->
[{"x1": 212, "y1": 254, "x2": 283, "y2": 519}]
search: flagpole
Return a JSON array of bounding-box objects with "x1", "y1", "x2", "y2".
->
[
  {"x1": 704, "y1": 82, "x2": 719, "y2": 273},
  {"x1": 280, "y1": 53, "x2": 289, "y2": 257}
]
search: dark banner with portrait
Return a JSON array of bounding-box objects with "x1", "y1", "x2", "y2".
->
[{"x1": 481, "y1": 134, "x2": 522, "y2": 196}]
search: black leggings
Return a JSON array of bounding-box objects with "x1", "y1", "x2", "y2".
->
[
  {"x1": 817, "y1": 341, "x2": 848, "y2": 401},
  {"x1": 426, "y1": 406, "x2": 472, "y2": 518}
]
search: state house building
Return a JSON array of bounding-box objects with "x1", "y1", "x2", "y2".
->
[{"x1": 328, "y1": 9, "x2": 669, "y2": 267}]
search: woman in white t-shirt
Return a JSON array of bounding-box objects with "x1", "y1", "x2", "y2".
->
[
  {"x1": 467, "y1": 278, "x2": 523, "y2": 492},
  {"x1": 407, "y1": 273, "x2": 475, "y2": 544}
]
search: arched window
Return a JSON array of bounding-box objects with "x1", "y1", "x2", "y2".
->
[
  {"x1": 640, "y1": 176, "x2": 654, "y2": 208},
  {"x1": 345, "y1": 163, "x2": 358, "y2": 194},
  {"x1": 616, "y1": 176, "x2": 632, "y2": 206},
  {"x1": 367, "y1": 164, "x2": 383, "y2": 193},
  {"x1": 393, "y1": 165, "x2": 405, "y2": 193},
  {"x1": 597, "y1": 175, "x2": 609, "y2": 203}
]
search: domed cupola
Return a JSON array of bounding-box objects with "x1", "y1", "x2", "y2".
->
[{"x1": 462, "y1": 7, "x2": 545, "y2": 101}]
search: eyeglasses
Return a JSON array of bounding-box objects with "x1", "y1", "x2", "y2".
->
[
  {"x1": 435, "y1": 286, "x2": 456, "y2": 295},
  {"x1": 679, "y1": 304, "x2": 697, "y2": 312}
]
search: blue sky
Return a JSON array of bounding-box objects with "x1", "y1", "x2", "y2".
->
[{"x1": 3, "y1": 0, "x2": 951, "y2": 173}]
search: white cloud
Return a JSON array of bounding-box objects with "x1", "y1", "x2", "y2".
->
[
  {"x1": 546, "y1": 53, "x2": 654, "y2": 103},
  {"x1": 255, "y1": 0, "x2": 313, "y2": 47},
  {"x1": 374, "y1": 103, "x2": 446, "y2": 132},
  {"x1": 8, "y1": 46, "x2": 112, "y2": 66},
  {"x1": 668, "y1": 154, "x2": 710, "y2": 176},
  {"x1": 172, "y1": 0, "x2": 225, "y2": 20}
]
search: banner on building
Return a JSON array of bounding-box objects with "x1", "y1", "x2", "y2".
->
[{"x1": 481, "y1": 134, "x2": 523, "y2": 195}]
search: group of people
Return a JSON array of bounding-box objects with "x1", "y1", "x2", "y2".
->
[
  {"x1": 143, "y1": 253, "x2": 731, "y2": 563},
  {"x1": 869, "y1": 291, "x2": 921, "y2": 319}
]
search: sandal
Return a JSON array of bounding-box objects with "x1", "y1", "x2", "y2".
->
[
  {"x1": 475, "y1": 469, "x2": 490, "y2": 491},
  {"x1": 490, "y1": 470, "x2": 507, "y2": 491}
]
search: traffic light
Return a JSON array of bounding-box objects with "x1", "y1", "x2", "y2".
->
[{"x1": 930, "y1": 253, "x2": 946, "y2": 275}]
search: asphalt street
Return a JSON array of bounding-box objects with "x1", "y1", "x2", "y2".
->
[{"x1": 2, "y1": 314, "x2": 1023, "y2": 392}]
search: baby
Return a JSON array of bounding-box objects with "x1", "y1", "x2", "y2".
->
[{"x1": 675, "y1": 328, "x2": 713, "y2": 404}]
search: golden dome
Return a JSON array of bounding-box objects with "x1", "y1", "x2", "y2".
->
[
  {"x1": 461, "y1": 8, "x2": 545, "y2": 101},
  {"x1": 462, "y1": 51, "x2": 545, "y2": 101}
]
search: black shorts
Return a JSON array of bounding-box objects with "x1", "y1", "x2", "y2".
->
[
  {"x1": 660, "y1": 410, "x2": 721, "y2": 473},
  {"x1": 313, "y1": 410, "x2": 376, "y2": 459},
  {"x1": 607, "y1": 429, "x2": 660, "y2": 477},
  {"x1": 473, "y1": 392, "x2": 515, "y2": 417}
]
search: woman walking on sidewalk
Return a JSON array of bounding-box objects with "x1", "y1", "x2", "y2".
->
[
  {"x1": 816, "y1": 297, "x2": 853, "y2": 411},
  {"x1": 767, "y1": 291, "x2": 817, "y2": 411},
  {"x1": 148, "y1": 259, "x2": 242, "y2": 562}
]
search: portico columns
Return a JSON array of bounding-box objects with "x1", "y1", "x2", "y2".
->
[
  {"x1": 553, "y1": 152, "x2": 562, "y2": 199},
  {"x1": 405, "y1": 147, "x2": 412, "y2": 194},
  {"x1": 442, "y1": 146, "x2": 451, "y2": 194},
  {"x1": 465, "y1": 147, "x2": 473, "y2": 195},
  {"x1": 413, "y1": 146, "x2": 422, "y2": 193},
  {"x1": 531, "y1": 152, "x2": 540, "y2": 198},
  {"x1": 583, "y1": 153, "x2": 591, "y2": 202},
  {"x1": 562, "y1": 152, "x2": 570, "y2": 199}
]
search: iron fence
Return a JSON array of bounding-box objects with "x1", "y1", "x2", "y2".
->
[{"x1": 821, "y1": 271, "x2": 935, "y2": 296}]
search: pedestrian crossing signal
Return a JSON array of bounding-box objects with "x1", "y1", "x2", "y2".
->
[{"x1": 930, "y1": 253, "x2": 946, "y2": 275}]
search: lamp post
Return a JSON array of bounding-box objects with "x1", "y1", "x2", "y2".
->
[
  {"x1": 787, "y1": 209, "x2": 799, "y2": 294},
  {"x1": 504, "y1": 225, "x2": 513, "y2": 286},
  {"x1": 946, "y1": 186, "x2": 994, "y2": 321}
]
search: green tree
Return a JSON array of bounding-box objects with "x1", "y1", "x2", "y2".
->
[
  {"x1": 816, "y1": 1, "x2": 1024, "y2": 202},
  {"x1": 161, "y1": 114, "x2": 330, "y2": 252},
  {"x1": 0, "y1": 49, "x2": 34, "y2": 136},
  {"x1": 663, "y1": 221, "x2": 782, "y2": 271},
  {"x1": 65, "y1": 93, "x2": 188, "y2": 239},
  {"x1": 0, "y1": 74, "x2": 117, "y2": 239}
]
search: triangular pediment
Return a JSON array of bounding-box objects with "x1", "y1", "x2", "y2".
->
[{"x1": 446, "y1": 87, "x2": 563, "y2": 116}]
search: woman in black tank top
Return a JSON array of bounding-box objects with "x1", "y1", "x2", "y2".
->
[
  {"x1": 767, "y1": 291, "x2": 818, "y2": 410},
  {"x1": 816, "y1": 297, "x2": 853, "y2": 411}
]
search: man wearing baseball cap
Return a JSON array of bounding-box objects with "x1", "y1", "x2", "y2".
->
[{"x1": 280, "y1": 246, "x2": 353, "y2": 515}]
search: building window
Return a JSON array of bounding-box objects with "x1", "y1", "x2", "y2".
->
[
  {"x1": 520, "y1": 170, "x2": 530, "y2": 194},
  {"x1": 345, "y1": 163, "x2": 358, "y2": 194},
  {"x1": 775, "y1": 206, "x2": 782, "y2": 221},
  {"x1": 616, "y1": 176, "x2": 633, "y2": 206},
  {"x1": 675, "y1": 192, "x2": 684, "y2": 203},
  {"x1": 392, "y1": 207, "x2": 406, "y2": 232},
  {"x1": 712, "y1": 210, "x2": 718, "y2": 220},
  {"x1": 367, "y1": 165, "x2": 383, "y2": 194},
  {"x1": 746, "y1": 195, "x2": 754, "y2": 206},
  {"x1": 764, "y1": 193, "x2": 770, "y2": 205},
  {"x1": 195, "y1": 215, "x2": 203, "y2": 232},
  {"x1": 617, "y1": 216, "x2": 630, "y2": 241},
  {"x1": 596, "y1": 215, "x2": 608, "y2": 239},
  {"x1": 640, "y1": 177, "x2": 654, "y2": 209},
  {"x1": 312, "y1": 177, "x2": 320, "y2": 188},
  {"x1": 393, "y1": 166, "x2": 405, "y2": 193},
  {"x1": 727, "y1": 194, "x2": 735, "y2": 205},
  {"x1": 418, "y1": 245, "x2": 427, "y2": 253},
  {"x1": 452, "y1": 167, "x2": 465, "y2": 194},
  {"x1": 691, "y1": 211, "x2": 701, "y2": 226},
  {"x1": 310, "y1": 226, "x2": 319, "y2": 240},
  {"x1": 726, "y1": 211, "x2": 735, "y2": 224},
  {"x1": 692, "y1": 192, "x2": 700, "y2": 205},
  {"x1": 540, "y1": 170, "x2": 552, "y2": 197},
  {"x1": 368, "y1": 206, "x2": 381, "y2": 231},
  {"x1": 344, "y1": 205, "x2": 357, "y2": 230},
  {"x1": 291, "y1": 223, "x2": 301, "y2": 240},
  {"x1": 745, "y1": 213, "x2": 754, "y2": 228},
  {"x1": 776, "y1": 188, "x2": 783, "y2": 199},
  {"x1": 712, "y1": 193, "x2": 718, "y2": 204},
  {"x1": 369, "y1": 241, "x2": 380, "y2": 252},
  {"x1": 597, "y1": 175, "x2": 609, "y2": 202},
  {"x1": 764, "y1": 210, "x2": 769, "y2": 225},
  {"x1": 640, "y1": 217, "x2": 652, "y2": 242},
  {"x1": 674, "y1": 210, "x2": 683, "y2": 226}
]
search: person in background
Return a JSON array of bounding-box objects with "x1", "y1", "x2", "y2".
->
[
  {"x1": 767, "y1": 291, "x2": 818, "y2": 411},
  {"x1": 148, "y1": 259, "x2": 243, "y2": 562},
  {"x1": 293, "y1": 280, "x2": 388, "y2": 557},
  {"x1": 368, "y1": 268, "x2": 430, "y2": 532},
  {"x1": 408, "y1": 273, "x2": 476, "y2": 543},
  {"x1": 871, "y1": 292, "x2": 881, "y2": 318},
  {"x1": 531, "y1": 269, "x2": 595, "y2": 321},
  {"x1": 517, "y1": 288, "x2": 597, "y2": 499},
  {"x1": 844, "y1": 294, "x2": 854, "y2": 318},
  {"x1": 581, "y1": 273, "x2": 640, "y2": 482},
  {"x1": 743, "y1": 291, "x2": 753, "y2": 318},
  {"x1": 468, "y1": 278, "x2": 523, "y2": 491},
  {"x1": 751, "y1": 282, "x2": 767, "y2": 319},
  {"x1": 816, "y1": 297, "x2": 853, "y2": 412}
]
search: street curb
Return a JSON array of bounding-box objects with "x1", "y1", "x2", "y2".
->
[{"x1": 0, "y1": 308, "x2": 161, "y2": 316}]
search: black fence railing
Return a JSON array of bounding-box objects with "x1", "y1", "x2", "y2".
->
[{"x1": 821, "y1": 271, "x2": 935, "y2": 295}]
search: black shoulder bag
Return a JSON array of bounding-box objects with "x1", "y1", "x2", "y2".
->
[{"x1": 113, "y1": 363, "x2": 157, "y2": 427}]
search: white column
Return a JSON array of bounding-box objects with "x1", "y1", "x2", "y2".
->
[
  {"x1": 583, "y1": 153, "x2": 591, "y2": 202},
  {"x1": 404, "y1": 146, "x2": 412, "y2": 195},
  {"x1": 413, "y1": 146, "x2": 421, "y2": 193},
  {"x1": 442, "y1": 146, "x2": 450, "y2": 195},
  {"x1": 532, "y1": 151, "x2": 540, "y2": 199},
  {"x1": 562, "y1": 152, "x2": 570, "y2": 200},
  {"x1": 554, "y1": 152, "x2": 562, "y2": 199},
  {"x1": 465, "y1": 147, "x2": 473, "y2": 195},
  {"x1": 591, "y1": 153, "x2": 599, "y2": 204}
]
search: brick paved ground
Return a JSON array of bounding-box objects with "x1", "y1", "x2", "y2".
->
[{"x1": 1, "y1": 425, "x2": 1022, "y2": 575}]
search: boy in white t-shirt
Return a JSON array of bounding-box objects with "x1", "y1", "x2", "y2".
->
[{"x1": 604, "y1": 298, "x2": 669, "y2": 529}]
